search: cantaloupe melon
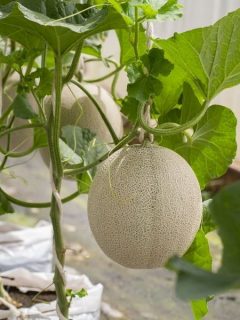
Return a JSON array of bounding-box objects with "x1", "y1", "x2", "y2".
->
[
  {"x1": 1, "y1": 74, "x2": 36, "y2": 153},
  {"x1": 40, "y1": 82, "x2": 123, "y2": 166},
  {"x1": 87, "y1": 144, "x2": 202, "y2": 269}
]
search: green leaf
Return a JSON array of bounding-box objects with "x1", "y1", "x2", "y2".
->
[
  {"x1": 160, "y1": 105, "x2": 237, "y2": 188},
  {"x1": 12, "y1": 94, "x2": 37, "y2": 119},
  {"x1": 156, "y1": 9, "x2": 240, "y2": 99},
  {"x1": 142, "y1": 47, "x2": 173, "y2": 77},
  {"x1": 128, "y1": 76, "x2": 162, "y2": 102},
  {"x1": 191, "y1": 300, "x2": 208, "y2": 320},
  {"x1": 210, "y1": 181, "x2": 240, "y2": 275},
  {"x1": 202, "y1": 200, "x2": 216, "y2": 235},
  {"x1": 0, "y1": 190, "x2": 14, "y2": 215},
  {"x1": 77, "y1": 171, "x2": 93, "y2": 194},
  {"x1": 157, "y1": 0, "x2": 182, "y2": 21},
  {"x1": 182, "y1": 229, "x2": 212, "y2": 320},
  {"x1": 131, "y1": 0, "x2": 158, "y2": 19},
  {"x1": 121, "y1": 96, "x2": 139, "y2": 123},
  {"x1": 107, "y1": 0, "x2": 133, "y2": 25},
  {"x1": 66, "y1": 288, "x2": 73, "y2": 297},
  {"x1": 3, "y1": 0, "x2": 102, "y2": 24},
  {"x1": 33, "y1": 127, "x2": 48, "y2": 149},
  {"x1": 75, "y1": 288, "x2": 88, "y2": 298},
  {"x1": 127, "y1": 48, "x2": 173, "y2": 102},
  {"x1": 30, "y1": 68, "x2": 54, "y2": 99},
  {"x1": 61, "y1": 125, "x2": 108, "y2": 174},
  {"x1": 82, "y1": 43, "x2": 102, "y2": 58},
  {"x1": 59, "y1": 139, "x2": 83, "y2": 165},
  {"x1": 171, "y1": 257, "x2": 240, "y2": 300},
  {"x1": 66, "y1": 287, "x2": 88, "y2": 298},
  {"x1": 153, "y1": 64, "x2": 184, "y2": 115},
  {"x1": 0, "y1": 2, "x2": 127, "y2": 54},
  {"x1": 116, "y1": 27, "x2": 147, "y2": 65},
  {"x1": 181, "y1": 83, "x2": 202, "y2": 124},
  {"x1": 130, "y1": 0, "x2": 182, "y2": 21},
  {"x1": 183, "y1": 230, "x2": 212, "y2": 271},
  {"x1": 0, "y1": 48, "x2": 41, "y2": 71},
  {"x1": 170, "y1": 182, "x2": 240, "y2": 301}
]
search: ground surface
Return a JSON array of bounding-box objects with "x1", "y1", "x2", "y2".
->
[{"x1": 1, "y1": 152, "x2": 240, "y2": 320}]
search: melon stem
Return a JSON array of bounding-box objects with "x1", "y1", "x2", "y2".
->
[{"x1": 138, "y1": 101, "x2": 209, "y2": 136}]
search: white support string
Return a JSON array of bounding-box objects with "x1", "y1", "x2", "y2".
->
[
  {"x1": 49, "y1": 163, "x2": 68, "y2": 320},
  {"x1": 146, "y1": 21, "x2": 154, "y2": 49}
]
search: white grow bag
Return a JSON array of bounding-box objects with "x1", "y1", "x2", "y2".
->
[
  {"x1": 0, "y1": 268, "x2": 103, "y2": 320},
  {"x1": 0, "y1": 221, "x2": 52, "y2": 273},
  {"x1": 0, "y1": 222, "x2": 103, "y2": 319}
]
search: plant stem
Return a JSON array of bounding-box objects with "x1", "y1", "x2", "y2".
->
[
  {"x1": 71, "y1": 79, "x2": 120, "y2": 145},
  {"x1": 64, "y1": 41, "x2": 83, "y2": 84},
  {"x1": 84, "y1": 65, "x2": 123, "y2": 83},
  {"x1": 48, "y1": 54, "x2": 69, "y2": 318},
  {"x1": 64, "y1": 127, "x2": 138, "y2": 176},
  {"x1": 0, "y1": 103, "x2": 14, "y2": 125},
  {"x1": 0, "y1": 188, "x2": 80, "y2": 208},
  {"x1": 0, "y1": 116, "x2": 14, "y2": 171},
  {"x1": 138, "y1": 101, "x2": 209, "y2": 136},
  {"x1": 111, "y1": 69, "x2": 120, "y2": 101},
  {"x1": 3, "y1": 145, "x2": 35, "y2": 158},
  {"x1": 84, "y1": 57, "x2": 118, "y2": 66},
  {"x1": 25, "y1": 56, "x2": 35, "y2": 77},
  {"x1": 134, "y1": 7, "x2": 139, "y2": 59},
  {"x1": 0, "y1": 123, "x2": 43, "y2": 139}
]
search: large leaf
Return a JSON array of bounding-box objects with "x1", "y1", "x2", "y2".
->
[
  {"x1": 184, "y1": 230, "x2": 212, "y2": 271},
  {"x1": 183, "y1": 230, "x2": 212, "y2": 320},
  {"x1": 157, "y1": 0, "x2": 182, "y2": 21},
  {"x1": 160, "y1": 105, "x2": 237, "y2": 188},
  {"x1": 126, "y1": 0, "x2": 182, "y2": 21},
  {"x1": 0, "y1": 2, "x2": 127, "y2": 54},
  {"x1": 170, "y1": 181, "x2": 240, "y2": 300},
  {"x1": 202, "y1": 199, "x2": 216, "y2": 235},
  {"x1": 127, "y1": 48, "x2": 173, "y2": 102},
  {"x1": 12, "y1": 94, "x2": 37, "y2": 119},
  {"x1": 211, "y1": 181, "x2": 240, "y2": 275},
  {"x1": 156, "y1": 9, "x2": 240, "y2": 100},
  {"x1": 153, "y1": 64, "x2": 184, "y2": 115},
  {"x1": 171, "y1": 257, "x2": 240, "y2": 300},
  {"x1": 117, "y1": 27, "x2": 147, "y2": 65}
]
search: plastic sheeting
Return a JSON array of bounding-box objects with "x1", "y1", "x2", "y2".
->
[
  {"x1": 0, "y1": 221, "x2": 52, "y2": 273},
  {"x1": 0, "y1": 221, "x2": 52, "y2": 272},
  {"x1": 0, "y1": 268, "x2": 103, "y2": 320}
]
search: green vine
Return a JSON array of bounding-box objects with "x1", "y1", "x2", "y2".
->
[
  {"x1": 48, "y1": 54, "x2": 69, "y2": 318},
  {"x1": 64, "y1": 125, "x2": 139, "y2": 176},
  {"x1": 0, "y1": 188, "x2": 81, "y2": 208},
  {"x1": 70, "y1": 79, "x2": 120, "y2": 145},
  {"x1": 138, "y1": 101, "x2": 209, "y2": 136},
  {"x1": 64, "y1": 41, "x2": 83, "y2": 84}
]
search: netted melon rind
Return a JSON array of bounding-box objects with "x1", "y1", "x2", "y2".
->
[
  {"x1": 1, "y1": 74, "x2": 36, "y2": 152},
  {"x1": 87, "y1": 145, "x2": 202, "y2": 269}
]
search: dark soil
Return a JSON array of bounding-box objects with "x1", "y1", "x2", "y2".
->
[{"x1": 0, "y1": 286, "x2": 56, "y2": 312}]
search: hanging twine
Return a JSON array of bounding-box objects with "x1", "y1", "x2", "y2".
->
[
  {"x1": 49, "y1": 163, "x2": 68, "y2": 320},
  {"x1": 146, "y1": 21, "x2": 154, "y2": 49},
  {"x1": 139, "y1": 22, "x2": 155, "y2": 144}
]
